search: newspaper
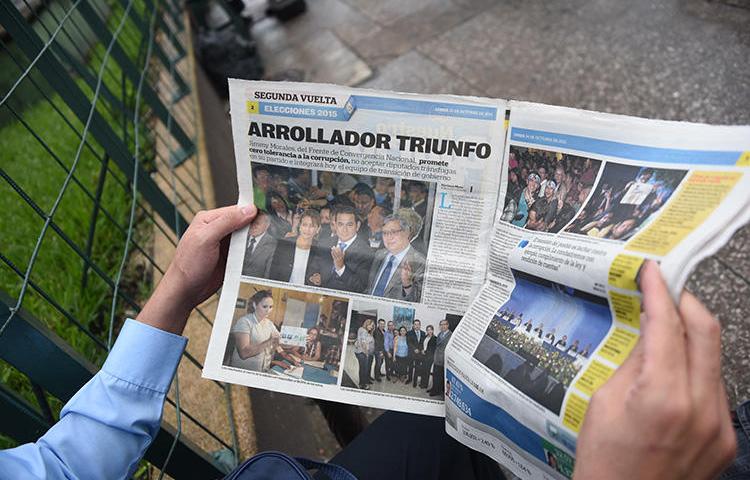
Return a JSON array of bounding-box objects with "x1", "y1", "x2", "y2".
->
[
  {"x1": 443, "y1": 101, "x2": 750, "y2": 479},
  {"x1": 201, "y1": 80, "x2": 750, "y2": 475},
  {"x1": 202, "y1": 79, "x2": 506, "y2": 415}
]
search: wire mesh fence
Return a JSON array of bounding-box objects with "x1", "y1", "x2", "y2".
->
[{"x1": 0, "y1": 0, "x2": 241, "y2": 476}]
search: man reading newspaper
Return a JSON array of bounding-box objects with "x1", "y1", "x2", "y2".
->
[{"x1": 0, "y1": 204, "x2": 744, "y2": 479}]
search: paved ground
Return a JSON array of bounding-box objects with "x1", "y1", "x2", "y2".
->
[{"x1": 200, "y1": 0, "x2": 750, "y2": 459}]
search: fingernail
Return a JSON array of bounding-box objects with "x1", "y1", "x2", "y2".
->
[{"x1": 241, "y1": 204, "x2": 257, "y2": 216}]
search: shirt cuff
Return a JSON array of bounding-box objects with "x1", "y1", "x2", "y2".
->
[
  {"x1": 335, "y1": 266, "x2": 345, "y2": 276},
  {"x1": 102, "y1": 319, "x2": 188, "y2": 394}
]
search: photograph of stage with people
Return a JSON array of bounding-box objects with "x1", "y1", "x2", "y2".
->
[
  {"x1": 341, "y1": 299, "x2": 460, "y2": 400},
  {"x1": 472, "y1": 270, "x2": 612, "y2": 415},
  {"x1": 223, "y1": 282, "x2": 349, "y2": 385},
  {"x1": 564, "y1": 163, "x2": 688, "y2": 241},
  {"x1": 242, "y1": 162, "x2": 437, "y2": 303},
  {"x1": 501, "y1": 146, "x2": 602, "y2": 233}
]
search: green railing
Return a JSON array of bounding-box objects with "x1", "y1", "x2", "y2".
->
[{"x1": 0, "y1": 0, "x2": 238, "y2": 476}]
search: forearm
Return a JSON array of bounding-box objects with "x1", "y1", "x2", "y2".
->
[
  {"x1": 0, "y1": 320, "x2": 186, "y2": 479},
  {"x1": 136, "y1": 267, "x2": 192, "y2": 335},
  {"x1": 237, "y1": 337, "x2": 271, "y2": 359}
]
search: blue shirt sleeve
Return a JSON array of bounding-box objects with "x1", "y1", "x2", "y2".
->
[{"x1": 0, "y1": 319, "x2": 187, "y2": 480}]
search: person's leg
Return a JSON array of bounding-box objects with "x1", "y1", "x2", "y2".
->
[
  {"x1": 430, "y1": 364, "x2": 444, "y2": 396},
  {"x1": 420, "y1": 360, "x2": 432, "y2": 388},
  {"x1": 374, "y1": 351, "x2": 383, "y2": 381},
  {"x1": 367, "y1": 354, "x2": 374, "y2": 382},
  {"x1": 721, "y1": 400, "x2": 750, "y2": 479},
  {"x1": 320, "y1": 411, "x2": 504, "y2": 480},
  {"x1": 406, "y1": 355, "x2": 413, "y2": 384},
  {"x1": 384, "y1": 353, "x2": 393, "y2": 380},
  {"x1": 412, "y1": 358, "x2": 423, "y2": 387},
  {"x1": 355, "y1": 352, "x2": 368, "y2": 389}
]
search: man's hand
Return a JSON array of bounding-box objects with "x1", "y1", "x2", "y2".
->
[
  {"x1": 137, "y1": 205, "x2": 257, "y2": 335},
  {"x1": 331, "y1": 246, "x2": 345, "y2": 271},
  {"x1": 309, "y1": 272, "x2": 322, "y2": 286},
  {"x1": 574, "y1": 261, "x2": 736, "y2": 480},
  {"x1": 401, "y1": 261, "x2": 413, "y2": 288}
]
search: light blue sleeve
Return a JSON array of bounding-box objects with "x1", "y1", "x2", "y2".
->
[{"x1": 0, "y1": 319, "x2": 187, "y2": 480}]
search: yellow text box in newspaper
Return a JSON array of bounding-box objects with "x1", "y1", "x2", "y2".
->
[
  {"x1": 563, "y1": 393, "x2": 589, "y2": 433},
  {"x1": 246, "y1": 101, "x2": 259, "y2": 114},
  {"x1": 626, "y1": 171, "x2": 742, "y2": 256},
  {"x1": 599, "y1": 328, "x2": 639, "y2": 366},
  {"x1": 575, "y1": 360, "x2": 615, "y2": 397},
  {"x1": 608, "y1": 254, "x2": 644, "y2": 291},
  {"x1": 737, "y1": 152, "x2": 750, "y2": 167},
  {"x1": 609, "y1": 291, "x2": 641, "y2": 329}
]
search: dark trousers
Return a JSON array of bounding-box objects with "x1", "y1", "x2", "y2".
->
[
  {"x1": 431, "y1": 364, "x2": 445, "y2": 394},
  {"x1": 420, "y1": 358, "x2": 433, "y2": 388},
  {"x1": 373, "y1": 350, "x2": 385, "y2": 380},
  {"x1": 394, "y1": 356, "x2": 408, "y2": 377},
  {"x1": 355, "y1": 352, "x2": 371, "y2": 388},
  {"x1": 410, "y1": 356, "x2": 424, "y2": 387},
  {"x1": 317, "y1": 411, "x2": 504, "y2": 480},
  {"x1": 721, "y1": 400, "x2": 750, "y2": 479},
  {"x1": 384, "y1": 352, "x2": 394, "y2": 379}
]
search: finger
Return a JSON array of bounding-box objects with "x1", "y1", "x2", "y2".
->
[
  {"x1": 679, "y1": 290, "x2": 722, "y2": 401},
  {"x1": 639, "y1": 261, "x2": 688, "y2": 381},
  {"x1": 204, "y1": 205, "x2": 257, "y2": 242},
  {"x1": 198, "y1": 204, "x2": 253, "y2": 223}
]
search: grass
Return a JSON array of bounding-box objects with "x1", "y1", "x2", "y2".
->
[{"x1": 0, "y1": 0, "x2": 162, "y2": 450}]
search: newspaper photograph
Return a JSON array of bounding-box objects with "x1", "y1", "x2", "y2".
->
[
  {"x1": 445, "y1": 101, "x2": 750, "y2": 479},
  {"x1": 203, "y1": 80, "x2": 507, "y2": 415}
]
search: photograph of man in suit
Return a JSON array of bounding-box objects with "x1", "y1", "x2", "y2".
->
[
  {"x1": 429, "y1": 319, "x2": 452, "y2": 397},
  {"x1": 372, "y1": 319, "x2": 386, "y2": 382},
  {"x1": 406, "y1": 320, "x2": 425, "y2": 387},
  {"x1": 312, "y1": 205, "x2": 373, "y2": 293},
  {"x1": 407, "y1": 181, "x2": 428, "y2": 220},
  {"x1": 241, "y1": 210, "x2": 277, "y2": 278},
  {"x1": 366, "y1": 210, "x2": 426, "y2": 302},
  {"x1": 366, "y1": 205, "x2": 388, "y2": 250},
  {"x1": 418, "y1": 325, "x2": 437, "y2": 389}
]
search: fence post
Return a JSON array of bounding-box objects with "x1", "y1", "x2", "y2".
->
[{"x1": 74, "y1": 0, "x2": 195, "y2": 156}]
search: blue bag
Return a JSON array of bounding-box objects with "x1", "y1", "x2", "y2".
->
[{"x1": 224, "y1": 451, "x2": 357, "y2": 480}]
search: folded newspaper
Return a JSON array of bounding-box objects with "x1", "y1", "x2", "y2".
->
[{"x1": 202, "y1": 79, "x2": 750, "y2": 479}]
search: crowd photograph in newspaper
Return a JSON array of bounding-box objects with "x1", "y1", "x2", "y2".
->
[
  {"x1": 242, "y1": 162, "x2": 436, "y2": 303},
  {"x1": 473, "y1": 270, "x2": 612, "y2": 415},
  {"x1": 342, "y1": 299, "x2": 459, "y2": 400},
  {"x1": 501, "y1": 146, "x2": 602, "y2": 233},
  {"x1": 564, "y1": 163, "x2": 688, "y2": 241},
  {"x1": 223, "y1": 281, "x2": 349, "y2": 384}
]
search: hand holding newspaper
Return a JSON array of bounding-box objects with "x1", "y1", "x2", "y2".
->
[{"x1": 202, "y1": 80, "x2": 750, "y2": 479}]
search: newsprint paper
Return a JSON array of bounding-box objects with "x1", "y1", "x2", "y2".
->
[
  {"x1": 203, "y1": 80, "x2": 750, "y2": 478},
  {"x1": 203, "y1": 80, "x2": 507, "y2": 416}
]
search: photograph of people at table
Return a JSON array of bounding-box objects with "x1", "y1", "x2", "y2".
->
[
  {"x1": 241, "y1": 162, "x2": 435, "y2": 303},
  {"x1": 342, "y1": 299, "x2": 460, "y2": 399},
  {"x1": 223, "y1": 282, "x2": 348, "y2": 385},
  {"x1": 473, "y1": 269, "x2": 612, "y2": 415}
]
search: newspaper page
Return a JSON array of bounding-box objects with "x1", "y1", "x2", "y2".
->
[
  {"x1": 202, "y1": 80, "x2": 507, "y2": 416},
  {"x1": 445, "y1": 101, "x2": 750, "y2": 479}
]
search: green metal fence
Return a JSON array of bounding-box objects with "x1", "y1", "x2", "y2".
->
[{"x1": 0, "y1": 0, "x2": 239, "y2": 476}]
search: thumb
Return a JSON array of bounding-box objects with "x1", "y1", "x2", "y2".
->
[{"x1": 205, "y1": 204, "x2": 257, "y2": 242}]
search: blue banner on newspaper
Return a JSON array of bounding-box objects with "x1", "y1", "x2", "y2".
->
[
  {"x1": 511, "y1": 128, "x2": 742, "y2": 165},
  {"x1": 446, "y1": 370, "x2": 547, "y2": 463},
  {"x1": 352, "y1": 96, "x2": 497, "y2": 120},
  {"x1": 257, "y1": 101, "x2": 355, "y2": 121},
  {"x1": 254, "y1": 96, "x2": 497, "y2": 122}
]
